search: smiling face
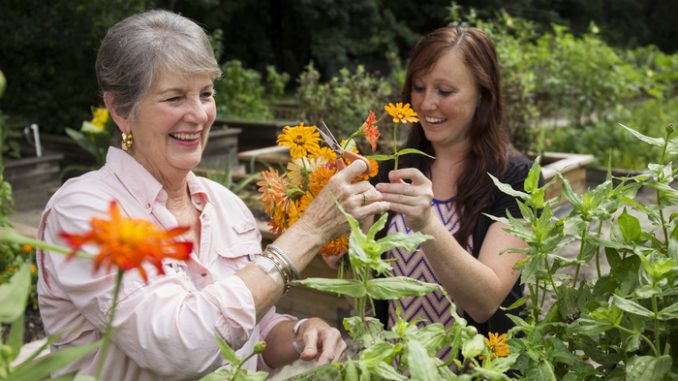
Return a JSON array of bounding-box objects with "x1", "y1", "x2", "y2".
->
[
  {"x1": 116, "y1": 68, "x2": 216, "y2": 183},
  {"x1": 410, "y1": 49, "x2": 480, "y2": 154}
]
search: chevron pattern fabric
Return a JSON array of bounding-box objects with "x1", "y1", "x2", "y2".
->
[{"x1": 387, "y1": 197, "x2": 472, "y2": 360}]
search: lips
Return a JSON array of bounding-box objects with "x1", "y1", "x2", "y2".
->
[
  {"x1": 169, "y1": 132, "x2": 201, "y2": 141},
  {"x1": 424, "y1": 116, "x2": 446, "y2": 124}
]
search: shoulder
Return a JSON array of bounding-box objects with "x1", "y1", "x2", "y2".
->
[
  {"x1": 48, "y1": 168, "x2": 118, "y2": 212},
  {"x1": 500, "y1": 152, "x2": 534, "y2": 184}
]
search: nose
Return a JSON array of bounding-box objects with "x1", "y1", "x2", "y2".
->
[
  {"x1": 184, "y1": 96, "x2": 209, "y2": 125},
  {"x1": 420, "y1": 90, "x2": 438, "y2": 112}
]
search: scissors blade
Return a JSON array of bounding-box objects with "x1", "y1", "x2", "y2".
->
[{"x1": 318, "y1": 121, "x2": 342, "y2": 153}]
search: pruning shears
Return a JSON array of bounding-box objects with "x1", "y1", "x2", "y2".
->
[{"x1": 318, "y1": 121, "x2": 371, "y2": 173}]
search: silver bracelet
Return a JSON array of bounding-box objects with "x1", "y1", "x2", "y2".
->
[
  {"x1": 266, "y1": 244, "x2": 300, "y2": 280},
  {"x1": 292, "y1": 318, "x2": 308, "y2": 355},
  {"x1": 260, "y1": 251, "x2": 292, "y2": 293},
  {"x1": 253, "y1": 254, "x2": 287, "y2": 291}
]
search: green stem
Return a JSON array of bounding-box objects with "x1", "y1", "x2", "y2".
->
[
  {"x1": 573, "y1": 226, "x2": 588, "y2": 285},
  {"x1": 595, "y1": 221, "x2": 603, "y2": 278},
  {"x1": 616, "y1": 324, "x2": 658, "y2": 356},
  {"x1": 652, "y1": 295, "x2": 661, "y2": 355},
  {"x1": 393, "y1": 123, "x2": 399, "y2": 170},
  {"x1": 97, "y1": 270, "x2": 124, "y2": 379},
  {"x1": 0, "y1": 228, "x2": 92, "y2": 259},
  {"x1": 544, "y1": 255, "x2": 559, "y2": 304},
  {"x1": 529, "y1": 283, "x2": 539, "y2": 323},
  {"x1": 230, "y1": 349, "x2": 260, "y2": 381}
]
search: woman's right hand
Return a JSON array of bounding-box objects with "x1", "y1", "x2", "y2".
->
[{"x1": 297, "y1": 160, "x2": 387, "y2": 245}]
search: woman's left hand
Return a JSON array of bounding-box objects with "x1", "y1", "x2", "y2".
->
[
  {"x1": 295, "y1": 318, "x2": 347, "y2": 365},
  {"x1": 376, "y1": 168, "x2": 434, "y2": 231}
]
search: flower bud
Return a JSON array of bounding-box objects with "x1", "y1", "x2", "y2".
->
[{"x1": 253, "y1": 341, "x2": 267, "y2": 354}]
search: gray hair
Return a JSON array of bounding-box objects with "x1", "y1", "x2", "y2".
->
[{"x1": 96, "y1": 9, "x2": 222, "y2": 117}]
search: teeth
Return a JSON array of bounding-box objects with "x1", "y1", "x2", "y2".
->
[
  {"x1": 171, "y1": 132, "x2": 200, "y2": 141},
  {"x1": 425, "y1": 116, "x2": 445, "y2": 123}
]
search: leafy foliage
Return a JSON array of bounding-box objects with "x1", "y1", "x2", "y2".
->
[
  {"x1": 486, "y1": 123, "x2": 678, "y2": 380},
  {"x1": 296, "y1": 62, "x2": 394, "y2": 139}
]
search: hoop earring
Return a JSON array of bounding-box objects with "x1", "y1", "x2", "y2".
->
[{"x1": 121, "y1": 132, "x2": 133, "y2": 151}]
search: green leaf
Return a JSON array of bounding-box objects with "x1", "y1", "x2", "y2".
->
[
  {"x1": 618, "y1": 209, "x2": 641, "y2": 242},
  {"x1": 9, "y1": 341, "x2": 100, "y2": 381},
  {"x1": 367, "y1": 212, "x2": 389, "y2": 241},
  {"x1": 366, "y1": 277, "x2": 438, "y2": 300},
  {"x1": 625, "y1": 355, "x2": 672, "y2": 381},
  {"x1": 612, "y1": 295, "x2": 653, "y2": 318},
  {"x1": 566, "y1": 318, "x2": 612, "y2": 337},
  {"x1": 360, "y1": 342, "x2": 395, "y2": 365},
  {"x1": 658, "y1": 301, "x2": 678, "y2": 320},
  {"x1": 376, "y1": 232, "x2": 432, "y2": 254},
  {"x1": 372, "y1": 362, "x2": 407, "y2": 381},
  {"x1": 364, "y1": 153, "x2": 396, "y2": 161},
  {"x1": 214, "y1": 333, "x2": 240, "y2": 365},
  {"x1": 488, "y1": 174, "x2": 529, "y2": 199},
  {"x1": 7, "y1": 314, "x2": 24, "y2": 361},
  {"x1": 394, "y1": 148, "x2": 436, "y2": 160},
  {"x1": 524, "y1": 159, "x2": 542, "y2": 193},
  {"x1": 199, "y1": 369, "x2": 232, "y2": 381},
  {"x1": 462, "y1": 334, "x2": 485, "y2": 359},
  {"x1": 294, "y1": 278, "x2": 366, "y2": 298},
  {"x1": 619, "y1": 123, "x2": 665, "y2": 147},
  {"x1": 0, "y1": 262, "x2": 31, "y2": 322},
  {"x1": 406, "y1": 339, "x2": 437, "y2": 381}
]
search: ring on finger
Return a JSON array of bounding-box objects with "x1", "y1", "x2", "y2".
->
[{"x1": 362, "y1": 193, "x2": 368, "y2": 205}]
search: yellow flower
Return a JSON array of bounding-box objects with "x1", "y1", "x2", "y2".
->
[
  {"x1": 384, "y1": 102, "x2": 419, "y2": 124},
  {"x1": 277, "y1": 122, "x2": 321, "y2": 160},
  {"x1": 90, "y1": 107, "x2": 109, "y2": 130},
  {"x1": 484, "y1": 332, "x2": 509, "y2": 359},
  {"x1": 311, "y1": 146, "x2": 337, "y2": 162}
]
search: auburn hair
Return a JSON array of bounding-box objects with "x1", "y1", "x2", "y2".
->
[{"x1": 382, "y1": 26, "x2": 510, "y2": 247}]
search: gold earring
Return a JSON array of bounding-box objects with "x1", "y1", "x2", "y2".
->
[{"x1": 121, "y1": 132, "x2": 133, "y2": 151}]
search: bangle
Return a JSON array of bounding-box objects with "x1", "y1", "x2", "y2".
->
[
  {"x1": 292, "y1": 318, "x2": 308, "y2": 355},
  {"x1": 293, "y1": 318, "x2": 308, "y2": 336},
  {"x1": 260, "y1": 251, "x2": 292, "y2": 293},
  {"x1": 253, "y1": 255, "x2": 284, "y2": 287},
  {"x1": 266, "y1": 244, "x2": 300, "y2": 280}
]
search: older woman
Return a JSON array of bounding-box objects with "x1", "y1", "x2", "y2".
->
[{"x1": 36, "y1": 10, "x2": 386, "y2": 381}]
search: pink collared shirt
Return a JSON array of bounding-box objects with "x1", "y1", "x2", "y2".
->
[{"x1": 37, "y1": 147, "x2": 293, "y2": 381}]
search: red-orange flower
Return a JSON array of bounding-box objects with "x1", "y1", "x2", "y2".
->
[
  {"x1": 60, "y1": 201, "x2": 192, "y2": 282},
  {"x1": 320, "y1": 235, "x2": 348, "y2": 257},
  {"x1": 361, "y1": 111, "x2": 380, "y2": 152}
]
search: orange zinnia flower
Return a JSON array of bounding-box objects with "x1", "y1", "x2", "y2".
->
[
  {"x1": 384, "y1": 102, "x2": 419, "y2": 124},
  {"x1": 60, "y1": 201, "x2": 192, "y2": 282},
  {"x1": 258, "y1": 168, "x2": 287, "y2": 215},
  {"x1": 484, "y1": 332, "x2": 509, "y2": 359},
  {"x1": 361, "y1": 111, "x2": 380, "y2": 152},
  {"x1": 320, "y1": 235, "x2": 348, "y2": 257},
  {"x1": 308, "y1": 166, "x2": 335, "y2": 196}
]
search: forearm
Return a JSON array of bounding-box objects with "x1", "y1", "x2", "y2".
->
[
  {"x1": 418, "y1": 220, "x2": 508, "y2": 322},
  {"x1": 261, "y1": 320, "x2": 299, "y2": 369},
  {"x1": 236, "y1": 219, "x2": 326, "y2": 319}
]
